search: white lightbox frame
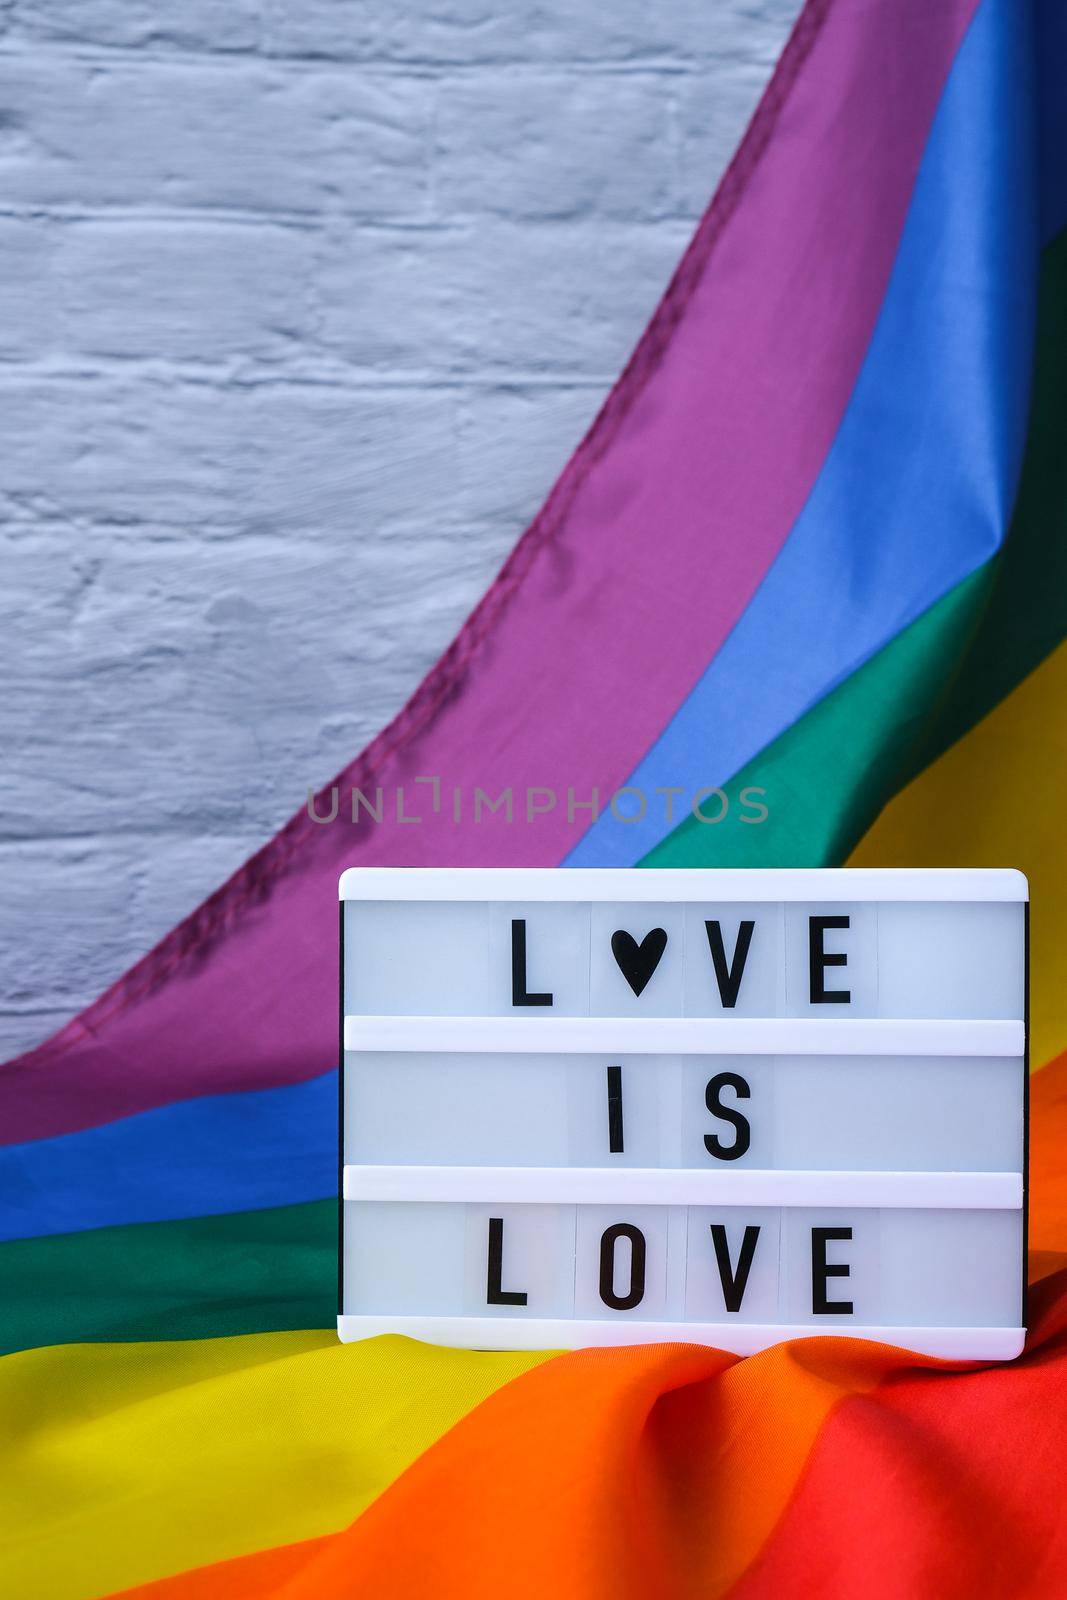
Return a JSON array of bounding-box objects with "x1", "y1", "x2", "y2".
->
[{"x1": 338, "y1": 866, "x2": 1029, "y2": 1359}]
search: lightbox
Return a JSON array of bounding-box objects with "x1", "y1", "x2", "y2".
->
[{"x1": 338, "y1": 867, "x2": 1027, "y2": 1359}]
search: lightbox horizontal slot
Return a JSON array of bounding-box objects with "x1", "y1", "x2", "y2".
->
[
  {"x1": 341, "y1": 1164, "x2": 1022, "y2": 1210},
  {"x1": 340, "y1": 867, "x2": 1028, "y2": 903},
  {"x1": 336, "y1": 1314, "x2": 1026, "y2": 1360},
  {"x1": 343, "y1": 1015, "x2": 1024, "y2": 1057}
]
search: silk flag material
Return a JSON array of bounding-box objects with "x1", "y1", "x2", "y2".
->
[{"x1": 3, "y1": 0, "x2": 1067, "y2": 1595}]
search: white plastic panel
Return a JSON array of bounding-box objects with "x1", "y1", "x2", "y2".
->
[
  {"x1": 771, "y1": 1056, "x2": 1023, "y2": 1173},
  {"x1": 779, "y1": 1206, "x2": 883, "y2": 1325},
  {"x1": 876, "y1": 900, "x2": 1025, "y2": 1019},
  {"x1": 573, "y1": 1205, "x2": 673, "y2": 1321},
  {"x1": 682, "y1": 904, "x2": 784, "y2": 1016},
  {"x1": 488, "y1": 902, "x2": 591, "y2": 1016},
  {"x1": 565, "y1": 1053, "x2": 678, "y2": 1168},
  {"x1": 344, "y1": 1053, "x2": 1023, "y2": 1174},
  {"x1": 341, "y1": 1201, "x2": 1024, "y2": 1339},
  {"x1": 344, "y1": 1016, "x2": 1023, "y2": 1057},
  {"x1": 877, "y1": 1207, "x2": 1024, "y2": 1327},
  {"x1": 588, "y1": 902, "x2": 687, "y2": 1016},
  {"x1": 684, "y1": 1208, "x2": 781, "y2": 1323},
  {"x1": 345, "y1": 1051, "x2": 572, "y2": 1167},
  {"x1": 339, "y1": 866, "x2": 1027, "y2": 1360},
  {"x1": 343, "y1": 891, "x2": 1024, "y2": 1019},
  {"x1": 344, "y1": 1201, "x2": 468, "y2": 1316},
  {"x1": 783, "y1": 903, "x2": 878, "y2": 1016},
  {"x1": 339, "y1": 867, "x2": 1028, "y2": 903},
  {"x1": 462, "y1": 1204, "x2": 577, "y2": 1318},
  {"x1": 343, "y1": 1166, "x2": 1019, "y2": 1210},
  {"x1": 344, "y1": 900, "x2": 489, "y2": 1015},
  {"x1": 337, "y1": 1317, "x2": 1025, "y2": 1360},
  {"x1": 678, "y1": 1055, "x2": 776, "y2": 1167}
]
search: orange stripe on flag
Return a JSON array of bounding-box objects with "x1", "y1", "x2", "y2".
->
[
  {"x1": 114, "y1": 1340, "x2": 905, "y2": 1600},
  {"x1": 117, "y1": 1540, "x2": 331, "y2": 1600},
  {"x1": 1030, "y1": 1052, "x2": 1067, "y2": 1273}
]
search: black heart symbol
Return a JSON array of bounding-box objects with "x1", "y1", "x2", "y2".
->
[{"x1": 611, "y1": 928, "x2": 668, "y2": 997}]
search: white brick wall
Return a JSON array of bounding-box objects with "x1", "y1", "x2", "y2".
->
[{"x1": 1, "y1": 0, "x2": 801, "y2": 1056}]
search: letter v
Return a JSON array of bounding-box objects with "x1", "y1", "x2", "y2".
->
[
  {"x1": 704, "y1": 919, "x2": 755, "y2": 1008},
  {"x1": 710, "y1": 1224, "x2": 760, "y2": 1313}
]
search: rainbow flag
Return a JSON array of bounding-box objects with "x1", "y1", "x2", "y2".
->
[{"x1": 4, "y1": 0, "x2": 1067, "y2": 1594}]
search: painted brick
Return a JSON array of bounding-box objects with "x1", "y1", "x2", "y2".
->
[
  {"x1": 0, "y1": 219, "x2": 62, "y2": 361},
  {"x1": 312, "y1": 218, "x2": 694, "y2": 374},
  {"x1": 257, "y1": 0, "x2": 796, "y2": 67},
  {"x1": 0, "y1": 58, "x2": 432, "y2": 216},
  {"x1": 10, "y1": 0, "x2": 801, "y2": 64},
  {"x1": 9, "y1": 0, "x2": 264, "y2": 51},
  {"x1": 54, "y1": 218, "x2": 316, "y2": 362},
  {"x1": 435, "y1": 72, "x2": 678, "y2": 220},
  {"x1": 2, "y1": 519, "x2": 519, "y2": 841},
  {"x1": 455, "y1": 381, "x2": 605, "y2": 524},
  {"x1": 0, "y1": 376, "x2": 461, "y2": 526}
]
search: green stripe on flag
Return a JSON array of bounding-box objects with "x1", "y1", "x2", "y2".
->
[{"x1": 0, "y1": 1201, "x2": 335, "y2": 1356}]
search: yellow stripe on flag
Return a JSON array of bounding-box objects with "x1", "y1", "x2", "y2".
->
[
  {"x1": 0, "y1": 1330, "x2": 549, "y2": 1600},
  {"x1": 849, "y1": 638, "x2": 1067, "y2": 1069}
]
